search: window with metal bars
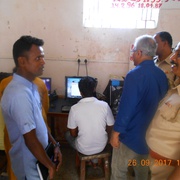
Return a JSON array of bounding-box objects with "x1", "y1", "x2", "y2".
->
[{"x1": 83, "y1": 0, "x2": 161, "y2": 29}]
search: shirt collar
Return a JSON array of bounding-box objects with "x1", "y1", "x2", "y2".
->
[
  {"x1": 172, "y1": 83, "x2": 180, "y2": 95},
  {"x1": 155, "y1": 52, "x2": 173, "y2": 66},
  {"x1": 13, "y1": 73, "x2": 37, "y2": 92},
  {"x1": 164, "y1": 53, "x2": 173, "y2": 65},
  {"x1": 139, "y1": 60, "x2": 154, "y2": 66},
  {"x1": 79, "y1": 97, "x2": 97, "y2": 103}
]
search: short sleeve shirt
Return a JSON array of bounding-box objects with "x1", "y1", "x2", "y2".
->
[
  {"x1": 146, "y1": 85, "x2": 180, "y2": 160},
  {"x1": 154, "y1": 53, "x2": 175, "y2": 88},
  {"x1": 67, "y1": 97, "x2": 114, "y2": 155},
  {"x1": 1, "y1": 73, "x2": 48, "y2": 180}
]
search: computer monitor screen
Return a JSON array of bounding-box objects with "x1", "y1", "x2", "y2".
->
[
  {"x1": 40, "y1": 77, "x2": 51, "y2": 94},
  {"x1": 65, "y1": 76, "x2": 84, "y2": 99}
]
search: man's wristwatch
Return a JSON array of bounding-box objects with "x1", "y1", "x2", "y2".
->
[{"x1": 53, "y1": 142, "x2": 60, "y2": 148}]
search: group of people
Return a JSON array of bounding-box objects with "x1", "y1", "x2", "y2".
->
[
  {"x1": 0, "y1": 31, "x2": 179, "y2": 180},
  {"x1": 109, "y1": 32, "x2": 180, "y2": 180},
  {"x1": 147, "y1": 32, "x2": 180, "y2": 179},
  {"x1": 65, "y1": 31, "x2": 179, "y2": 180}
]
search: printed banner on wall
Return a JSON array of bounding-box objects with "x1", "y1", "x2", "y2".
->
[{"x1": 111, "y1": 0, "x2": 180, "y2": 9}]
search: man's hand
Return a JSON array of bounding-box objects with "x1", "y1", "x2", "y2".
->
[
  {"x1": 53, "y1": 147, "x2": 62, "y2": 171},
  {"x1": 48, "y1": 131, "x2": 63, "y2": 172},
  {"x1": 110, "y1": 130, "x2": 120, "y2": 148},
  {"x1": 48, "y1": 164, "x2": 56, "y2": 180},
  {"x1": 24, "y1": 130, "x2": 56, "y2": 179},
  {"x1": 48, "y1": 146, "x2": 62, "y2": 179}
]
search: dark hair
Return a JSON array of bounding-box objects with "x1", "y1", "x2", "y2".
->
[
  {"x1": 156, "y1": 31, "x2": 173, "y2": 48},
  {"x1": 13, "y1": 35, "x2": 44, "y2": 66},
  {"x1": 78, "y1": 76, "x2": 97, "y2": 97}
]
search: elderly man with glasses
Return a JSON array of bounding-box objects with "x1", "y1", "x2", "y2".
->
[{"x1": 110, "y1": 35, "x2": 168, "y2": 180}]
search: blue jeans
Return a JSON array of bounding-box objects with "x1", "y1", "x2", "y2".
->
[{"x1": 111, "y1": 143, "x2": 149, "y2": 180}]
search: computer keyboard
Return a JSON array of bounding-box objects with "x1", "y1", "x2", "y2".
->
[{"x1": 61, "y1": 105, "x2": 71, "y2": 112}]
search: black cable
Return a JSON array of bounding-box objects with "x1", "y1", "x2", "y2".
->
[
  {"x1": 77, "y1": 59, "x2": 81, "y2": 76},
  {"x1": 84, "y1": 59, "x2": 88, "y2": 76}
]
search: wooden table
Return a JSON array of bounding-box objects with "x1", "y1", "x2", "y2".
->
[
  {"x1": 47, "y1": 98, "x2": 70, "y2": 144},
  {"x1": 47, "y1": 98, "x2": 68, "y2": 143}
]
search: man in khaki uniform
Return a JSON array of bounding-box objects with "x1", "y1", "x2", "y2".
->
[
  {"x1": 146, "y1": 42, "x2": 180, "y2": 180},
  {"x1": 153, "y1": 31, "x2": 176, "y2": 88}
]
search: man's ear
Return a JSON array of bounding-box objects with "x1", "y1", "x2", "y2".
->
[
  {"x1": 18, "y1": 56, "x2": 26, "y2": 66},
  {"x1": 80, "y1": 91, "x2": 84, "y2": 97},
  {"x1": 137, "y1": 49, "x2": 142, "y2": 55},
  {"x1": 163, "y1": 40, "x2": 168, "y2": 47},
  {"x1": 93, "y1": 87, "x2": 96, "y2": 92}
]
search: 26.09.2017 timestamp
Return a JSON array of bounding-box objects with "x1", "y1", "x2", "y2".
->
[{"x1": 128, "y1": 159, "x2": 180, "y2": 167}]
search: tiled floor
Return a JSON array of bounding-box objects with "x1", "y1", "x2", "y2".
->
[
  {"x1": 55, "y1": 145, "x2": 79, "y2": 180},
  {"x1": 55, "y1": 145, "x2": 108, "y2": 180},
  {"x1": 55, "y1": 145, "x2": 137, "y2": 180},
  {"x1": 0, "y1": 145, "x2": 139, "y2": 180},
  {"x1": 0, "y1": 146, "x2": 108, "y2": 180}
]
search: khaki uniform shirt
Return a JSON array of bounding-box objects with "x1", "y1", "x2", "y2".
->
[
  {"x1": 154, "y1": 53, "x2": 175, "y2": 89},
  {"x1": 146, "y1": 84, "x2": 180, "y2": 160}
]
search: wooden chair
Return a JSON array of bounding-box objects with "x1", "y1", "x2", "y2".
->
[{"x1": 76, "y1": 145, "x2": 111, "y2": 180}]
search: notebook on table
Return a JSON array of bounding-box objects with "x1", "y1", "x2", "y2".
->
[{"x1": 36, "y1": 142, "x2": 54, "y2": 180}]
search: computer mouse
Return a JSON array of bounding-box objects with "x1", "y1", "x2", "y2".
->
[{"x1": 50, "y1": 103, "x2": 55, "y2": 108}]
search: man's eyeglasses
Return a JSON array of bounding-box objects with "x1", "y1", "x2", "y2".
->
[{"x1": 130, "y1": 48, "x2": 138, "y2": 53}]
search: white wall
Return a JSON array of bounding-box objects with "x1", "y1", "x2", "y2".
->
[{"x1": 0, "y1": 0, "x2": 180, "y2": 95}]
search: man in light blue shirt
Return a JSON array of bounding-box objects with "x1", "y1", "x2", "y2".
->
[{"x1": 1, "y1": 36, "x2": 62, "y2": 180}]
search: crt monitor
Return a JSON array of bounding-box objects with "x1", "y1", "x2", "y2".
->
[
  {"x1": 40, "y1": 77, "x2": 52, "y2": 94},
  {"x1": 65, "y1": 76, "x2": 84, "y2": 99}
]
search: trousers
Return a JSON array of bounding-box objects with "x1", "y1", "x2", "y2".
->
[{"x1": 111, "y1": 143, "x2": 149, "y2": 180}]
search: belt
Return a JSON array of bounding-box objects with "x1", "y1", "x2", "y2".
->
[{"x1": 150, "y1": 149, "x2": 178, "y2": 166}]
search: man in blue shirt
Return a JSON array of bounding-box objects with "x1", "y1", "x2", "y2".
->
[
  {"x1": 110, "y1": 35, "x2": 168, "y2": 180},
  {"x1": 1, "y1": 36, "x2": 62, "y2": 180}
]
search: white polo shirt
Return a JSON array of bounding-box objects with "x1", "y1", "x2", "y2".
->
[{"x1": 67, "y1": 97, "x2": 114, "y2": 155}]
